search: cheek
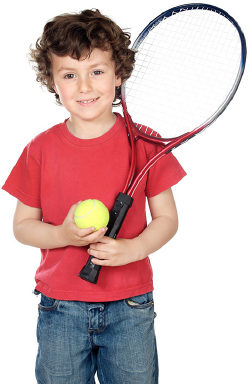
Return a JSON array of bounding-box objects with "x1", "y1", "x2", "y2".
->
[
  {"x1": 101, "y1": 78, "x2": 117, "y2": 99},
  {"x1": 57, "y1": 86, "x2": 74, "y2": 103}
]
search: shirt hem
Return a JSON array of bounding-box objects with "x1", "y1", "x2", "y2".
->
[{"x1": 35, "y1": 281, "x2": 154, "y2": 302}]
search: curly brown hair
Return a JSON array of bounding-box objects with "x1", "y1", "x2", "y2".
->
[{"x1": 29, "y1": 9, "x2": 135, "y2": 106}]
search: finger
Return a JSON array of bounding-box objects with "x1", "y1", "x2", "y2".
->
[
  {"x1": 76, "y1": 228, "x2": 107, "y2": 245},
  {"x1": 93, "y1": 236, "x2": 114, "y2": 245},
  {"x1": 88, "y1": 241, "x2": 110, "y2": 253},
  {"x1": 88, "y1": 227, "x2": 108, "y2": 241},
  {"x1": 75, "y1": 226, "x2": 96, "y2": 238},
  {"x1": 88, "y1": 247, "x2": 109, "y2": 259},
  {"x1": 69, "y1": 201, "x2": 82, "y2": 220},
  {"x1": 77, "y1": 225, "x2": 106, "y2": 236},
  {"x1": 90, "y1": 257, "x2": 111, "y2": 267},
  {"x1": 89, "y1": 236, "x2": 115, "y2": 251}
]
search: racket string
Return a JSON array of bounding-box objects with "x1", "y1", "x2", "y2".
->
[{"x1": 125, "y1": 8, "x2": 242, "y2": 139}]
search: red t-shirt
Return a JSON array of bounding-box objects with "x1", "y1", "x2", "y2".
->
[{"x1": 2, "y1": 113, "x2": 186, "y2": 301}]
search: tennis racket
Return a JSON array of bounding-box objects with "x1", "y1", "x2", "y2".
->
[{"x1": 79, "y1": 3, "x2": 246, "y2": 284}]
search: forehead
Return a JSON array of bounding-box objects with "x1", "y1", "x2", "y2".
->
[{"x1": 51, "y1": 49, "x2": 114, "y2": 71}]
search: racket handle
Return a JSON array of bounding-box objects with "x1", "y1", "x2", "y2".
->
[
  {"x1": 105, "y1": 193, "x2": 134, "y2": 238},
  {"x1": 78, "y1": 193, "x2": 134, "y2": 283}
]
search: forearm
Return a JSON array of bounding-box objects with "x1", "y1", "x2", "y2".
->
[
  {"x1": 134, "y1": 188, "x2": 179, "y2": 260},
  {"x1": 13, "y1": 201, "x2": 108, "y2": 250},
  {"x1": 14, "y1": 219, "x2": 64, "y2": 249},
  {"x1": 132, "y1": 214, "x2": 178, "y2": 261}
]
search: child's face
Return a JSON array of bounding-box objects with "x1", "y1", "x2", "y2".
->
[{"x1": 51, "y1": 49, "x2": 121, "y2": 129}]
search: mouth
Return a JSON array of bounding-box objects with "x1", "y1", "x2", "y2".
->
[{"x1": 77, "y1": 97, "x2": 99, "y2": 105}]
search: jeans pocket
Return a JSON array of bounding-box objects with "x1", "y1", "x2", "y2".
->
[
  {"x1": 126, "y1": 292, "x2": 154, "y2": 309},
  {"x1": 113, "y1": 292, "x2": 157, "y2": 373},
  {"x1": 36, "y1": 295, "x2": 73, "y2": 376},
  {"x1": 38, "y1": 294, "x2": 59, "y2": 312}
]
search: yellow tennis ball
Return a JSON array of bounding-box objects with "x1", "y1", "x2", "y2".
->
[{"x1": 74, "y1": 199, "x2": 109, "y2": 231}]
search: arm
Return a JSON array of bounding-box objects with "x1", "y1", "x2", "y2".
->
[
  {"x1": 88, "y1": 187, "x2": 178, "y2": 266},
  {"x1": 13, "y1": 200, "x2": 107, "y2": 249}
]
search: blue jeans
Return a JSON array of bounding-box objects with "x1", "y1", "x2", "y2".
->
[{"x1": 35, "y1": 291, "x2": 158, "y2": 383}]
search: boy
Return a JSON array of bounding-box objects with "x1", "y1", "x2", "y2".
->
[{"x1": 2, "y1": 9, "x2": 186, "y2": 384}]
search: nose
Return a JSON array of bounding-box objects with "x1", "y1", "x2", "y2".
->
[{"x1": 79, "y1": 74, "x2": 93, "y2": 93}]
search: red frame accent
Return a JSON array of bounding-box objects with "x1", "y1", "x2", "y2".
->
[{"x1": 121, "y1": 94, "x2": 206, "y2": 196}]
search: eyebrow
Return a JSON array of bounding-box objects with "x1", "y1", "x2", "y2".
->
[{"x1": 57, "y1": 62, "x2": 110, "y2": 73}]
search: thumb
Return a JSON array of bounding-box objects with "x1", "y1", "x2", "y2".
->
[{"x1": 68, "y1": 201, "x2": 82, "y2": 220}]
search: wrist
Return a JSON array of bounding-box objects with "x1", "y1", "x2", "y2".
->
[
  {"x1": 54, "y1": 224, "x2": 68, "y2": 248},
  {"x1": 131, "y1": 237, "x2": 147, "y2": 262}
]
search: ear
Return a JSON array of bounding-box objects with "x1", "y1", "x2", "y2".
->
[
  {"x1": 53, "y1": 84, "x2": 59, "y2": 94},
  {"x1": 115, "y1": 76, "x2": 122, "y2": 87}
]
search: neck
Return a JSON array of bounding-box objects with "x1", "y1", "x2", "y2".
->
[{"x1": 66, "y1": 113, "x2": 117, "y2": 139}]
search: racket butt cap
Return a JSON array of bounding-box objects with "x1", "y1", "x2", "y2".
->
[{"x1": 78, "y1": 257, "x2": 101, "y2": 284}]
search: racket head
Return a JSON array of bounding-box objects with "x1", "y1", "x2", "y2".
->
[{"x1": 121, "y1": 3, "x2": 246, "y2": 143}]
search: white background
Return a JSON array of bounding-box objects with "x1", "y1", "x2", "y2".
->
[{"x1": 0, "y1": 1, "x2": 250, "y2": 383}]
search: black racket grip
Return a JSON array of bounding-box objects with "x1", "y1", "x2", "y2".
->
[
  {"x1": 105, "y1": 193, "x2": 134, "y2": 239},
  {"x1": 78, "y1": 193, "x2": 134, "y2": 283}
]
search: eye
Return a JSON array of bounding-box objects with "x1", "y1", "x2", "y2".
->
[
  {"x1": 64, "y1": 74, "x2": 76, "y2": 79},
  {"x1": 92, "y1": 70, "x2": 103, "y2": 76}
]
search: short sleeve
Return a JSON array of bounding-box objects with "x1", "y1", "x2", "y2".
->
[
  {"x1": 145, "y1": 151, "x2": 186, "y2": 198},
  {"x1": 2, "y1": 144, "x2": 41, "y2": 208}
]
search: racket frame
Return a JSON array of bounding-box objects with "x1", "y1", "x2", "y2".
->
[
  {"x1": 121, "y1": 2, "x2": 246, "y2": 196},
  {"x1": 79, "y1": 3, "x2": 247, "y2": 283}
]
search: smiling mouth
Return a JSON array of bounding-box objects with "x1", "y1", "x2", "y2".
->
[{"x1": 77, "y1": 97, "x2": 99, "y2": 105}]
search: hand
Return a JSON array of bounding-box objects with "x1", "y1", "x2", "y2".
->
[
  {"x1": 87, "y1": 237, "x2": 143, "y2": 267},
  {"x1": 57, "y1": 203, "x2": 107, "y2": 247}
]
